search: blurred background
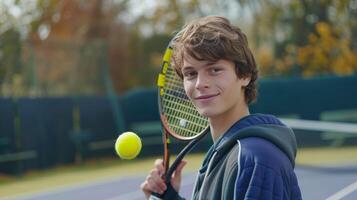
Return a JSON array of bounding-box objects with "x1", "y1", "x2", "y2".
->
[{"x1": 0, "y1": 0, "x2": 357, "y2": 199}]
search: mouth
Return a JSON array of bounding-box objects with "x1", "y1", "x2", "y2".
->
[{"x1": 194, "y1": 93, "x2": 220, "y2": 100}]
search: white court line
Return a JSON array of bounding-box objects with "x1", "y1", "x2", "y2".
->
[{"x1": 326, "y1": 180, "x2": 357, "y2": 200}]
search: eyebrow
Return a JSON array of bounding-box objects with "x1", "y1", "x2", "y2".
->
[
  {"x1": 181, "y1": 66, "x2": 194, "y2": 71},
  {"x1": 205, "y1": 61, "x2": 217, "y2": 66},
  {"x1": 182, "y1": 61, "x2": 217, "y2": 70}
]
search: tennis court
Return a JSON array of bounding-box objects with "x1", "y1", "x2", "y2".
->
[
  {"x1": 1, "y1": 166, "x2": 357, "y2": 200},
  {"x1": 1, "y1": 118, "x2": 357, "y2": 200}
]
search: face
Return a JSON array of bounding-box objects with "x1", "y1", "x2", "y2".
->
[{"x1": 181, "y1": 56, "x2": 250, "y2": 119}]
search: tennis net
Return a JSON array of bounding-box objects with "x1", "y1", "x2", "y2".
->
[{"x1": 280, "y1": 118, "x2": 357, "y2": 169}]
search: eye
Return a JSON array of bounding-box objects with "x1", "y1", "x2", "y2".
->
[
  {"x1": 183, "y1": 70, "x2": 197, "y2": 80},
  {"x1": 209, "y1": 67, "x2": 223, "y2": 74}
]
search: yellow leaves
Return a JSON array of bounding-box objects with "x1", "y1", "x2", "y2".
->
[
  {"x1": 258, "y1": 21, "x2": 357, "y2": 77},
  {"x1": 256, "y1": 45, "x2": 295, "y2": 76},
  {"x1": 256, "y1": 46, "x2": 274, "y2": 69},
  {"x1": 295, "y1": 22, "x2": 357, "y2": 77},
  {"x1": 308, "y1": 33, "x2": 318, "y2": 43},
  {"x1": 316, "y1": 22, "x2": 330, "y2": 37},
  {"x1": 331, "y1": 38, "x2": 357, "y2": 75}
]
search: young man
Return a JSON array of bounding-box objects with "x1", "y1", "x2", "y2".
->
[{"x1": 141, "y1": 16, "x2": 302, "y2": 200}]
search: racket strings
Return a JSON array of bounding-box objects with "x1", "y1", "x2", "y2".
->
[{"x1": 161, "y1": 64, "x2": 208, "y2": 138}]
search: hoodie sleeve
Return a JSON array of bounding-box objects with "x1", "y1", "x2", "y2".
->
[{"x1": 234, "y1": 137, "x2": 302, "y2": 200}]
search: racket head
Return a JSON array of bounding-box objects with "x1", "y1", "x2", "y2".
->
[{"x1": 157, "y1": 46, "x2": 209, "y2": 141}]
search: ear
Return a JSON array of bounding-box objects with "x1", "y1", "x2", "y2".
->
[{"x1": 240, "y1": 76, "x2": 251, "y2": 87}]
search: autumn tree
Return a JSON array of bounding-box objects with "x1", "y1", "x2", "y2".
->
[
  {"x1": 1, "y1": 0, "x2": 134, "y2": 96},
  {"x1": 128, "y1": 0, "x2": 357, "y2": 77},
  {"x1": 237, "y1": 0, "x2": 357, "y2": 77}
]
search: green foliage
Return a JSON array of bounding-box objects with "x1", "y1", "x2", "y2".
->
[
  {"x1": 0, "y1": 29, "x2": 23, "y2": 93},
  {"x1": 248, "y1": 0, "x2": 357, "y2": 77},
  {"x1": 1, "y1": 0, "x2": 356, "y2": 97}
]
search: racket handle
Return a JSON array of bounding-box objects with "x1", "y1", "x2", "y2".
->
[
  {"x1": 150, "y1": 183, "x2": 179, "y2": 200},
  {"x1": 164, "y1": 132, "x2": 206, "y2": 183},
  {"x1": 149, "y1": 194, "x2": 163, "y2": 200}
]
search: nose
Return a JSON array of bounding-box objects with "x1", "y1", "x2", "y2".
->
[{"x1": 195, "y1": 72, "x2": 209, "y2": 90}]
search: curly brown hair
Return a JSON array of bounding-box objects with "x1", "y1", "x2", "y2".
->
[{"x1": 171, "y1": 16, "x2": 258, "y2": 104}]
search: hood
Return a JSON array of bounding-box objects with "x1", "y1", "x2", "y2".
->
[{"x1": 200, "y1": 114, "x2": 298, "y2": 173}]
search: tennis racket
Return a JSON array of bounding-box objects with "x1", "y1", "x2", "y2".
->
[{"x1": 149, "y1": 43, "x2": 210, "y2": 199}]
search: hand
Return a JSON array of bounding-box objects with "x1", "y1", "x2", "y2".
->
[{"x1": 140, "y1": 159, "x2": 187, "y2": 199}]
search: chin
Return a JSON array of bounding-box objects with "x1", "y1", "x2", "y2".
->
[{"x1": 197, "y1": 108, "x2": 218, "y2": 118}]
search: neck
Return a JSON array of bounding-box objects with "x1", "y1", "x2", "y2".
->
[{"x1": 209, "y1": 101, "x2": 249, "y2": 142}]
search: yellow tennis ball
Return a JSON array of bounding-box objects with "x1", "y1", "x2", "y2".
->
[{"x1": 115, "y1": 132, "x2": 142, "y2": 160}]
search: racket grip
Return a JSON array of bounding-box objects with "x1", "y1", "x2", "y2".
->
[
  {"x1": 149, "y1": 194, "x2": 164, "y2": 200},
  {"x1": 149, "y1": 183, "x2": 179, "y2": 200}
]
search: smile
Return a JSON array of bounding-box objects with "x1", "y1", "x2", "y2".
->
[{"x1": 194, "y1": 93, "x2": 220, "y2": 100}]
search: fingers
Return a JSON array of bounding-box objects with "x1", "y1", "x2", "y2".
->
[
  {"x1": 154, "y1": 159, "x2": 165, "y2": 175},
  {"x1": 173, "y1": 160, "x2": 187, "y2": 177},
  {"x1": 141, "y1": 171, "x2": 166, "y2": 197},
  {"x1": 170, "y1": 160, "x2": 187, "y2": 193},
  {"x1": 140, "y1": 159, "x2": 167, "y2": 199},
  {"x1": 140, "y1": 159, "x2": 187, "y2": 199}
]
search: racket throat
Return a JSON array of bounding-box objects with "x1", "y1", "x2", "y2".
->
[{"x1": 163, "y1": 132, "x2": 170, "y2": 178}]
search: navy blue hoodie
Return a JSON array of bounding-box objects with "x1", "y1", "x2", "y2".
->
[
  {"x1": 191, "y1": 114, "x2": 302, "y2": 200},
  {"x1": 156, "y1": 114, "x2": 302, "y2": 200}
]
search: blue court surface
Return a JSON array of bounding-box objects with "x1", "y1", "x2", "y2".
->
[{"x1": 2, "y1": 166, "x2": 357, "y2": 200}]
